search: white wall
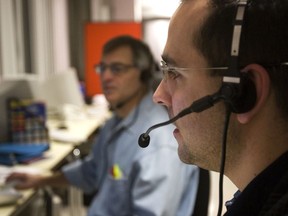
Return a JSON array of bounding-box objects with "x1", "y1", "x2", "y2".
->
[
  {"x1": 209, "y1": 172, "x2": 238, "y2": 216},
  {"x1": 52, "y1": 0, "x2": 70, "y2": 73},
  {"x1": 143, "y1": 20, "x2": 170, "y2": 63},
  {"x1": 142, "y1": 0, "x2": 180, "y2": 62},
  {"x1": 142, "y1": 0, "x2": 180, "y2": 18}
]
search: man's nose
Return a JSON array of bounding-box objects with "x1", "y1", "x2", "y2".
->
[{"x1": 153, "y1": 81, "x2": 169, "y2": 106}]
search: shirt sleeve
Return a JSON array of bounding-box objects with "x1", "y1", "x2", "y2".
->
[
  {"x1": 61, "y1": 154, "x2": 99, "y2": 193},
  {"x1": 61, "y1": 131, "x2": 106, "y2": 193}
]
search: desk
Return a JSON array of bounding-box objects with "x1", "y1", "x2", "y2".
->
[
  {"x1": 47, "y1": 106, "x2": 111, "y2": 145},
  {"x1": 0, "y1": 105, "x2": 111, "y2": 216},
  {"x1": 0, "y1": 142, "x2": 74, "y2": 216}
]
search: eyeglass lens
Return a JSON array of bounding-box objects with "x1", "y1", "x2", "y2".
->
[{"x1": 95, "y1": 63, "x2": 135, "y2": 75}]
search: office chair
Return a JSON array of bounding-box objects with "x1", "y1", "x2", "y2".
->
[{"x1": 192, "y1": 168, "x2": 210, "y2": 216}]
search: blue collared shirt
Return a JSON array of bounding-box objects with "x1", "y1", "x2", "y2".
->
[{"x1": 62, "y1": 91, "x2": 200, "y2": 216}]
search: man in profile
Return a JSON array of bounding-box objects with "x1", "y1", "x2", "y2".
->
[{"x1": 153, "y1": 0, "x2": 288, "y2": 215}]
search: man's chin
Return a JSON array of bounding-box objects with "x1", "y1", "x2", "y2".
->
[
  {"x1": 177, "y1": 140, "x2": 195, "y2": 165},
  {"x1": 178, "y1": 151, "x2": 192, "y2": 164}
]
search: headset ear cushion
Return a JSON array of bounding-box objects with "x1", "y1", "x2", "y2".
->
[
  {"x1": 140, "y1": 69, "x2": 153, "y2": 84},
  {"x1": 230, "y1": 74, "x2": 257, "y2": 113}
]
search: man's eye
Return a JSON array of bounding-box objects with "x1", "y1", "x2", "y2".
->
[
  {"x1": 166, "y1": 68, "x2": 180, "y2": 80},
  {"x1": 111, "y1": 65, "x2": 124, "y2": 73}
]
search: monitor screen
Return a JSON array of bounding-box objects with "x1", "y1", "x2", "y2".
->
[
  {"x1": 0, "y1": 68, "x2": 85, "y2": 142},
  {"x1": 31, "y1": 67, "x2": 85, "y2": 111}
]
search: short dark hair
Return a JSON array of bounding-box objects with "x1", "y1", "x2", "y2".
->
[
  {"x1": 194, "y1": 0, "x2": 288, "y2": 118},
  {"x1": 102, "y1": 35, "x2": 155, "y2": 84}
]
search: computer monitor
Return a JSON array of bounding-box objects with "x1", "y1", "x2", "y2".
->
[
  {"x1": 0, "y1": 68, "x2": 85, "y2": 142},
  {"x1": 31, "y1": 67, "x2": 85, "y2": 111}
]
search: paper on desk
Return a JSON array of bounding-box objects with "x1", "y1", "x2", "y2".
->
[
  {"x1": 0, "y1": 187, "x2": 22, "y2": 206},
  {"x1": 49, "y1": 129, "x2": 85, "y2": 143},
  {"x1": 0, "y1": 165, "x2": 41, "y2": 186},
  {"x1": 0, "y1": 165, "x2": 44, "y2": 205},
  {"x1": 0, "y1": 165, "x2": 41, "y2": 206}
]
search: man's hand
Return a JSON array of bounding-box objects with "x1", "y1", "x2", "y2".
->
[{"x1": 5, "y1": 172, "x2": 44, "y2": 190}]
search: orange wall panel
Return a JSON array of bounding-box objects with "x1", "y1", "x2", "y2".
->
[{"x1": 84, "y1": 22, "x2": 142, "y2": 97}]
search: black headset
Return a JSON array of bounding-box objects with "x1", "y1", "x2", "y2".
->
[
  {"x1": 138, "y1": 53, "x2": 154, "y2": 84},
  {"x1": 221, "y1": 0, "x2": 256, "y2": 114},
  {"x1": 140, "y1": 66, "x2": 153, "y2": 84}
]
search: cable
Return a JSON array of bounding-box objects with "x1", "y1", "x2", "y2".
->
[{"x1": 217, "y1": 105, "x2": 232, "y2": 216}]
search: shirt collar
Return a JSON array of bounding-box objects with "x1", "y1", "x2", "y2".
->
[{"x1": 113, "y1": 91, "x2": 154, "y2": 131}]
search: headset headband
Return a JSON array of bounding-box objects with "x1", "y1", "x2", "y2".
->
[{"x1": 224, "y1": 0, "x2": 248, "y2": 83}]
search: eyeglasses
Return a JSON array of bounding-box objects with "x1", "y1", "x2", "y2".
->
[
  {"x1": 95, "y1": 62, "x2": 136, "y2": 76},
  {"x1": 160, "y1": 60, "x2": 288, "y2": 81},
  {"x1": 160, "y1": 60, "x2": 228, "y2": 81}
]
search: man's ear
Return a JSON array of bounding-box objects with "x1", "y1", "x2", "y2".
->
[{"x1": 236, "y1": 64, "x2": 271, "y2": 124}]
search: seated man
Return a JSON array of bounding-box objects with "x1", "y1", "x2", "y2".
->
[
  {"x1": 153, "y1": 0, "x2": 288, "y2": 215},
  {"x1": 6, "y1": 35, "x2": 200, "y2": 216}
]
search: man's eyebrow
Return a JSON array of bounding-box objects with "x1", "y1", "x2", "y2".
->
[{"x1": 161, "y1": 54, "x2": 177, "y2": 66}]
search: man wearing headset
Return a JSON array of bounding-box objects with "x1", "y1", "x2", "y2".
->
[
  {"x1": 153, "y1": 0, "x2": 288, "y2": 215},
  {"x1": 6, "y1": 36, "x2": 199, "y2": 216}
]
